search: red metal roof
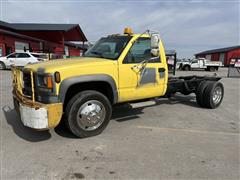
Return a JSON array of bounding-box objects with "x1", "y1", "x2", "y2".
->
[
  {"x1": 0, "y1": 20, "x2": 87, "y2": 42},
  {"x1": 195, "y1": 46, "x2": 240, "y2": 55}
]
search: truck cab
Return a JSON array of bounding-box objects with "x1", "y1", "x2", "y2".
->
[{"x1": 12, "y1": 28, "x2": 168, "y2": 137}]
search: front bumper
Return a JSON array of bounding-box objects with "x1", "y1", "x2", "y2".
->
[{"x1": 12, "y1": 67, "x2": 63, "y2": 130}]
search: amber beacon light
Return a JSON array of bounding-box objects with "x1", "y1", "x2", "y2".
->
[{"x1": 124, "y1": 27, "x2": 133, "y2": 35}]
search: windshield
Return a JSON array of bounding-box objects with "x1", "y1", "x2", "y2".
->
[{"x1": 84, "y1": 36, "x2": 131, "y2": 60}]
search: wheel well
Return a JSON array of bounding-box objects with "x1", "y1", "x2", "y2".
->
[{"x1": 63, "y1": 81, "x2": 114, "y2": 110}]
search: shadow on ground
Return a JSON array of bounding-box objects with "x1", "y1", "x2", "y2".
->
[
  {"x1": 55, "y1": 94, "x2": 200, "y2": 138},
  {"x1": 2, "y1": 105, "x2": 51, "y2": 142},
  {"x1": 2, "y1": 94, "x2": 200, "y2": 140}
]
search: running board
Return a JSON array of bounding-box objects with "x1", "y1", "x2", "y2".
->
[{"x1": 130, "y1": 100, "x2": 157, "y2": 108}]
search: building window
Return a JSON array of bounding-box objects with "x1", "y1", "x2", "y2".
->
[
  {"x1": 64, "y1": 46, "x2": 69, "y2": 56},
  {"x1": 15, "y1": 42, "x2": 29, "y2": 53},
  {"x1": 219, "y1": 53, "x2": 225, "y2": 64},
  {"x1": 0, "y1": 47, "x2": 2, "y2": 57}
]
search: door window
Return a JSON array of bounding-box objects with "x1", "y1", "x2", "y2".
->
[
  {"x1": 16, "y1": 53, "x2": 31, "y2": 58},
  {"x1": 124, "y1": 38, "x2": 160, "y2": 64},
  {"x1": 7, "y1": 53, "x2": 16, "y2": 58},
  {"x1": 191, "y1": 60, "x2": 198, "y2": 64}
]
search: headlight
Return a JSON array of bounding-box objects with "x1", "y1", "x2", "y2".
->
[{"x1": 38, "y1": 75, "x2": 53, "y2": 89}]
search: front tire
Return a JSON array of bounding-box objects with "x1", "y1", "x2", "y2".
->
[
  {"x1": 183, "y1": 65, "x2": 190, "y2": 71},
  {"x1": 65, "y1": 90, "x2": 112, "y2": 138}
]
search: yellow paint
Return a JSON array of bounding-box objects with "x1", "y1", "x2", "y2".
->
[{"x1": 46, "y1": 103, "x2": 63, "y2": 128}]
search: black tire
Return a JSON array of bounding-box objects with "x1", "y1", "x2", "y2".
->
[
  {"x1": 183, "y1": 65, "x2": 190, "y2": 71},
  {"x1": 168, "y1": 64, "x2": 173, "y2": 70},
  {"x1": 65, "y1": 90, "x2": 112, "y2": 138},
  {"x1": 209, "y1": 66, "x2": 215, "y2": 72},
  {"x1": 203, "y1": 81, "x2": 224, "y2": 109},
  {"x1": 0, "y1": 62, "x2": 6, "y2": 70},
  {"x1": 196, "y1": 81, "x2": 211, "y2": 107}
]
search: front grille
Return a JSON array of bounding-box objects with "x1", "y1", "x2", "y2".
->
[{"x1": 22, "y1": 71, "x2": 33, "y2": 97}]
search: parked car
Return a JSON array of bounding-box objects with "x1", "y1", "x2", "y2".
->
[
  {"x1": 0, "y1": 52, "x2": 46, "y2": 70},
  {"x1": 181, "y1": 58, "x2": 223, "y2": 71}
]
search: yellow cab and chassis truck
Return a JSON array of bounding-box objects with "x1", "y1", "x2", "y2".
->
[{"x1": 12, "y1": 28, "x2": 224, "y2": 138}]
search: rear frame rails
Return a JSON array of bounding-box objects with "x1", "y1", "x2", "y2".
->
[{"x1": 166, "y1": 75, "x2": 221, "y2": 96}]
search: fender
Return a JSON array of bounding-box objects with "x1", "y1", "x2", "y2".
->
[{"x1": 59, "y1": 74, "x2": 118, "y2": 104}]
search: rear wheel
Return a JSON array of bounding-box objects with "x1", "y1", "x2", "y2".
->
[
  {"x1": 65, "y1": 90, "x2": 112, "y2": 138},
  {"x1": 196, "y1": 81, "x2": 211, "y2": 107},
  {"x1": 0, "y1": 62, "x2": 6, "y2": 70},
  {"x1": 209, "y1": 66, "x2": 215, "y2": 72},
  {"x1": 203, "y1": 81, "x2": 224, "y2": 108}
]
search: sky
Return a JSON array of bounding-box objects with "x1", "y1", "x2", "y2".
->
[{"x1": 0, "y1": 0, "x2": 239, "y2": 58}]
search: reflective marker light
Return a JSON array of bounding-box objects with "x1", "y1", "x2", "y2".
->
[{"x1": 54, "y1": 72, "x2": 61, "y2": 83}]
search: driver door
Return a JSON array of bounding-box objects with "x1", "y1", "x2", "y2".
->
[
  {"x1": 191, "y1": 60, "x2": 200, "y2": 68},
  {"x1": 118, "y1": 37, "x2": 166, "y2": 102}
]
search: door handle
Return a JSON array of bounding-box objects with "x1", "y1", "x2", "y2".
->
[{"x1": 158, "y1": 68, "x2": 165, "y2": 72}]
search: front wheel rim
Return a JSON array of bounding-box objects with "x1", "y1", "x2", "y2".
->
[
  {"x1": 76, "y1": 100, "x2": 106, "y2": 131},
  {"x1": 212, "y1": 86, "x2": 222, "y2": 105},
  {"x1": 0, "y1": 63, "x2": 4, "y2": 69}
]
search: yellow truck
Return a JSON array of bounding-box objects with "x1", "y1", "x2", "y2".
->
[{"x1": 12, "y1": 28, "x2": 224, "y2": 138}]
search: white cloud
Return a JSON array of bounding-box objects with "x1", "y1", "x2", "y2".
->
[{"x1": 1, "y1": 0, "x2": 239, "y2": 58}]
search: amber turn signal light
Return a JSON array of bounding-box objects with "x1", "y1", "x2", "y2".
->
[{"x1": 46, "y1": 76, "x2": 53, "y2": 89}]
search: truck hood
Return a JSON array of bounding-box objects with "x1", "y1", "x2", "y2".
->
[{"x1": 24, "y1": 57, "x2": 115, "y2": 72}]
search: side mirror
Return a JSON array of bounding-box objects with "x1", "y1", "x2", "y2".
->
[{"x1": 151, "y1": 33, "x2": 160, "y2": 57}]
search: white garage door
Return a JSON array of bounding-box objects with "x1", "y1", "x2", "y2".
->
[
  {"x1": 219, "y1": 53, "x2": 225, "y2": 64},
  {"x1": 205, "y1": 54, "x2": 212, "y2": 60},
  {"x1": 15, "y1": 42, "x2": 29, "y2": 52}
]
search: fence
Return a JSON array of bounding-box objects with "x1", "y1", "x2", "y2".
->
[{"x1": 227, "y1": 58, "x2": 240, "y2": 78}]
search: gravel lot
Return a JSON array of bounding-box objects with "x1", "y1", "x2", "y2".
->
[{"x1": 0, "y1": 68, "x2": 239, "y2": 180}]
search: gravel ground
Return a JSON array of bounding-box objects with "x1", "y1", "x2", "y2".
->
[{"x1": 0, "y1": 68, "x2": 239, "y2": 180}]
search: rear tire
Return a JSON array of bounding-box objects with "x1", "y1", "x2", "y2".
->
[
  {"x1": 203, "y1": 81, "x2": 224, "y2": 109},
  {"x1": 209, "y1": 66, "x2": 215, "y2": 72},
  {"x1": 196, "y1": 81, "x2": 211, "y2": 107},
  {"x1": 0, "y1": 62, "x2": 6, "y2": 70},
  {"x1": 65, "y1": 90, "x2": 112, "y2": 138}
]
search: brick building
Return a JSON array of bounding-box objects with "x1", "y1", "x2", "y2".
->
[{"x1": 195, "y1": 46, "x2": 240, "y2": 66}]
